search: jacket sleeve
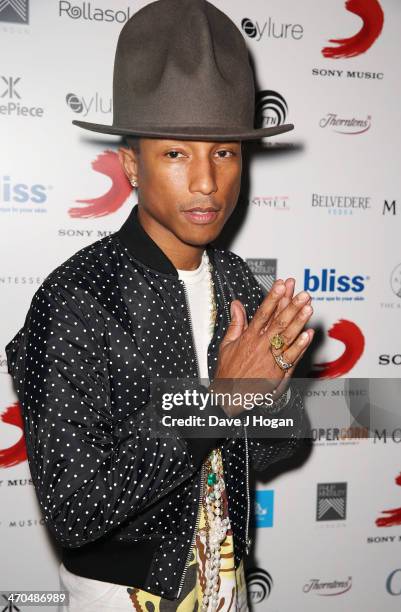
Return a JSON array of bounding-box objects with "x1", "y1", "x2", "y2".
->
[
  {"x1": 234, "y1": 255, "x2": 307, "y2": 471},
  {"x1": 245, "y1": 384, "x2": 306, "y2": 472},
  {"x1": 5, "y1": 281, "x2": 226, "y2": 548}
]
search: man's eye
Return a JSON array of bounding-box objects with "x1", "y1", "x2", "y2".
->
[
  {"x1": 217, "y1": 150, "x2": 235, "y2": 158},
  {"x1": 165, "y1": 151, "x2": 183, "y2": 158}
]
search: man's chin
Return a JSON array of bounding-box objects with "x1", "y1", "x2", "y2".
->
[{"x1": 178, "y1": 225, "x2": 222, "y2": 248}]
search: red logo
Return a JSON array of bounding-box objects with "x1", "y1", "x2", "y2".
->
[
  {"x1": 0, "y1": 403, "x2": 27, "y2": 468},
  {"x1": 376, "y1": 472, "x2": 401, "y2": 527},
  {"x1": 311, "y1": 319, "x2": 365, "y2": 378},
  {"x1": 69, "y1": 150, "x2": 132, "y2": 218},
  {"x1": 322, "y1": 0, "x2": 384, "y2": 59}
]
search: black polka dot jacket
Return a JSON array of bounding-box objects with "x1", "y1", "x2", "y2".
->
[{"x1": 5, "y1": 204, "x2": 305, "y2": 600}]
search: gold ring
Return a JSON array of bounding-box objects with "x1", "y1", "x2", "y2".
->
[{"x1": 270, "y1": 333, "x2": 285, "y2": 350}]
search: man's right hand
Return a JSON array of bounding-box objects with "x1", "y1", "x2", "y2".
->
[{"x1": 209, "y1": 278, "x2": 314, "y2": 416}]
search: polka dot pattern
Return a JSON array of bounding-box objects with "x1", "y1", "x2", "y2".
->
[{"x1": 5, "y1": 229, "x2": 305, "y2": 599}]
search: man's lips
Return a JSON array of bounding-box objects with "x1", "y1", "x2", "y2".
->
[
  {"x1": 182, "y1": 207, "x2": 220, "y2": 224},
  {"x1": 185, "y1": 206, "x2": 219, "y2": 212}
]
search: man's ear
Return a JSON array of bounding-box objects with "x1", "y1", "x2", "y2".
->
[{"x1": 117, "y1": 146, "x2": 138, "y2": 182}]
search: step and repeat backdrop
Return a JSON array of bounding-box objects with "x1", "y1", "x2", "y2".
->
[{"x1": 1, "y1": 0, "x2": 400, "y2": 610}]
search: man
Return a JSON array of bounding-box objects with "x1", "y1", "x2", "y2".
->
[{"x1": 5, "y1": 0, "x2": 314, "y2": 610}]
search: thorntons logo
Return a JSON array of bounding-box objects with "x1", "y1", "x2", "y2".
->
[
  {"x1": 319, "y1": 113, "x2": 371, "y2": 134},
  {"x1": 59, "y1": 1, "x2": 132, "y2": 23},
  {"x1": 303, "y1": 576, "x2": 352, "y2": 596}
]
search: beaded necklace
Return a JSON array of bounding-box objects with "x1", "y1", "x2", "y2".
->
[{"x1": 199, "y1": 254, "x2": 231, "y2": 611}]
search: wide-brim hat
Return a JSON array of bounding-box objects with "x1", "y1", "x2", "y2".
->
[{"x1": 72, "y1": 0, "x2": 294, "y2": 142}]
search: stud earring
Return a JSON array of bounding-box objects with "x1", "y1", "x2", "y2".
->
[{"x1": 130, "y1": 178, "x2": 138, "y2": 188}]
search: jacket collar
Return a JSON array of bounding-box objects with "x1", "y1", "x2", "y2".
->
[{"x1": 115, "y1": 204, "x2": 214, "y2": 277}]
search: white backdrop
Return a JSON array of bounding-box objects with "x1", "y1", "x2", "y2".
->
[{"x1": 1, "y1": 1, "x2": 401, "y2": 610}]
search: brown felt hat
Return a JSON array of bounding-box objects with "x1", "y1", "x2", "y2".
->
[{"x1": 72, "y1": 0, "x2": 294, "y2": 141}]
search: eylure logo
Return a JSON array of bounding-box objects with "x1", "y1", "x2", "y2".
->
[
  {"x1": 311, "y1": 320, "x2": 365, "y2": 378},
  {"x1": 0, "y1": 75, "x2": 45, "y2": 118},
  {"x1": 252, "y1": 490, "x2": 274, "y2": 528},
  {"x1": 0, "y1": 403, "x2": 27, "y2": 469},
  {"x1": 241, "y1": 17, "x2": 303, "y2": 42},
  {"x1": 303, "y1": 576, "x2": 352, "y2": 596},
  {"x1": 255, "y1": 90, "x2": 288, "y2": 129},
  {"x1": 322, "y1": 0, "x2": 384, "y2": 59},
  {"x1": 319, "y1": 113, "x2": 371, "y2": 134},
  {"x1": 246, "y1": 259, "x2": 276, "y2": 296},
  {"x1": 312, "y1": 193, "x2": 371, "y2": 216},
  {"x1": 59, "y1": 1, "x2": 132, "y2": 23},
  {"x1": 246, "y1": 568, "x2": 273, "y2": 604},
  {"x1": 66, "y1": 92, "x2": 112, "y2": 117},
  {"x1": 70, "y1": 150, "x2": 131, "y2": 218},
  {"x1": 0, "y1": 175, "x2": 49, "y2": 207},
  {"x1": 316, "y1": 482, "x2": 347, "y2": 521},
  {"x1": 304, "y1": 268, "x2": 368, "y2": 299},
  {"x1": 387, "y1": 569, "x2": 401, "y2": 596},
  {"x1": 0, "y1": 0, "x2": 29, "y2": 24}
]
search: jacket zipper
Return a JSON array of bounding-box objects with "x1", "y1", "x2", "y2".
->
[
  {"x1": 176, "y1": 280, "x2": 205, "y2": 597},
  {"x1": 243, "y1": 423, "x2": 251, "y2": 554},
  {"x1": 214, "y1": 267, "x2": 252, "y2": 556}
]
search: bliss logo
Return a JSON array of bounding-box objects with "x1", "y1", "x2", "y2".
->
[
  {"x1": 305, "y1": 269, "x2": 367, "y2": 296},
  {"x1": 252, "y1": 490, "x2": 274, "y2": 528},
  {"x1": 1, "y1": 175, "x2": 48, "y2": 203}
]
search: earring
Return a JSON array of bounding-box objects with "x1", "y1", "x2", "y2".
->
[{"x1": 130, "y1": 178, "x2": 138, "y2": 188}]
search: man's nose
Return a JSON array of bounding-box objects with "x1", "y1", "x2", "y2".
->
[{"x1": 188, "y1": 157, "x2": 218, "y2": 195}]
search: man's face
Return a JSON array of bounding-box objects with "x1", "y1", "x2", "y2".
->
[{"x1": 118, "y1": 138, "x2": 242, "y2": 247}]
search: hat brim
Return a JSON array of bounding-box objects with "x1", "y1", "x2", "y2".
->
[{"x1": 71, "y1": 120, "x2": 294, "y2": 141}]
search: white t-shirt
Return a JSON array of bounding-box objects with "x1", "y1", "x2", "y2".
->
[{"x1": 176, "y1": 249, "x2": 214, "y2": 384}]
